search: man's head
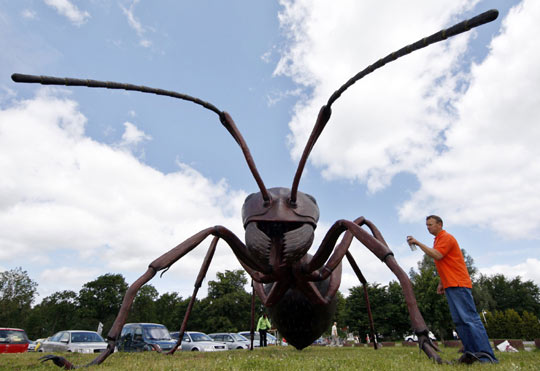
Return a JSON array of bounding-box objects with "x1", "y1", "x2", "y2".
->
[{"x1": 426, "y1": 215, "x2": 443, "y2": 236}]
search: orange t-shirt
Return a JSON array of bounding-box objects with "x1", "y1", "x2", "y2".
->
[{"x1": 433, "y1": 230, "x2": 472, "y2": 289}]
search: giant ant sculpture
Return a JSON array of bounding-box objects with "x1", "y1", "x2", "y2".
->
[{"x1": 12, "y1": 9, "x2": 498, "y2": 369}]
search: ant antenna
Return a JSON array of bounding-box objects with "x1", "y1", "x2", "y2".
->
[
  {"x1": 289, "y1": 9, "x2": 498, "y2": 204},
  {"x1": 11, "y1": 73, "x2": 271, "y2": 203}
]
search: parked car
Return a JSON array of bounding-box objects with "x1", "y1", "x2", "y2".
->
[
  {"x1": 313, "y1": 337, "x2": 327, "y2": 346},
  {"x1": 27, "y1": 340, "x2": 36, "y2": 351},
  {"x1": 208, "y1": 332, "x2": 249, "y2": 350},
  {"x1": 117, "y1": 323, "x2": 176, "y2": 353},
  {"x1": 34, "y1": 338, "x2": 47, "y2": 352},
  {"x1": 404, "y1": 331, "x2": 436, "y2": 342},
  {"x1": 237, "y1": 331, "x2": 278, "y2": 346},
  {"x1": 0, "y1": 328, "x2": 29, "y2": 353},
  {"x1": 39, "y1": 330, "x2": 107, "y2": 353},
  {"x1": 170, "y1": 331, "x2": 227, "y2": 352}
]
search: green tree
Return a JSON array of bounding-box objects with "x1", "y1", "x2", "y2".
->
[
  {"x1": 386, "y1": 281, "x2": 411, "y2": 339},
  {"x1": 344, "y1": 282, "x2": 409, "y2": 341},
  {"x1": 207, "y1": 270, "x2": 248, "y2": 298},
  {"x1": 331, "y1": 291, "x2": 347, "y2": 332},
  {"x1": 128, "y1": 284, "x2": 159, "y2": 323},
  {"x1": 520, "y1": 311, "x2": 540, "y2": 340},
  {"x1": 27, "y1": 290, "x2": 79, "y2": 338},
  {"x1": 0, "y1": 267, "x2": 38, "y2": 328},
  {"x1": 155, "y1": 292, "x2": 185, "y2": 332},
  {"x1": 504, "y1": 309, "x2": 523, "y2": 339},
  {"x1": 77, "y1": 273, "x2": 128, "y2": 334},
  {"x1": 484, "y1": 309, "x2": 530, "y2": 339},
  {"x1": 199, "y1": 270, "x2": 251, "y2": 333},
  {"x1": 409, "y1": 255, "x2": 453, "y2": 339},
  {"x1": 476, "y1": 274, "x2": 540, "y2": 316},
  {"x1": 462, "y1": 249, "x2": 478, "y2": 279},
  {"x1": 483, "y1": 310, "x2": 496, "y2": 338},
  {"x1": 472, "y1": 281, "x2": 496, "y2": 313}
]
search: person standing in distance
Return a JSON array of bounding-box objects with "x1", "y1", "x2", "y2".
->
[
  {"x1": 256, "y1": 313, "x2": 272, "y2": 347},
  {"x1": 407, "y1": 215, "x2": 497, "y2": 364},
  {"x1": 331, "y1": 322, "x2": 338, "y2": 346}
]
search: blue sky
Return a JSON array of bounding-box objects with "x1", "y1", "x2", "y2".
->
[{"x1": 1, "y1": 0, "x2": 539, "y2": 305}]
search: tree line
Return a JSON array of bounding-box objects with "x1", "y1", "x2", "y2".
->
[
  {"x1": 333, "y1": 253, "x2": 540, "y2": 341},
  {"x1": 1, "y1": 250, "x2": 539, "y2": 342}
]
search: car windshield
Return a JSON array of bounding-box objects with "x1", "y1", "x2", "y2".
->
[
  {"x1": 0, "y1": 330, "x2": 28, "y2": 344},
  {"x1": 144, "y1": 327, "x2": 171, "y2": 341},
  {"x1": 70, "y1": 332, "x2": 104, "y2": 343},
  {"x1": 231, "y1": 333, "x2": 248, "y2": 341},
  {"x1": 190, "y1": 332, "x2": 212, "y2": 342}
]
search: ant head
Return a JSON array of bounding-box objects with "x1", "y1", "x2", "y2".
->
[
  {"x1": 241, "y1": 187, "x2": 319, "y2": 228},
  {"x1": 242, "y1": 187, "x2": 319, "y2": 267}
]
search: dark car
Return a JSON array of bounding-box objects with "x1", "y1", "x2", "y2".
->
[
  {"x1": 0, "y1": 328, "x2": 29, "y2": 353},
  {"x1": 116, "y1": 323, "x2": 176, "y2": 352}
]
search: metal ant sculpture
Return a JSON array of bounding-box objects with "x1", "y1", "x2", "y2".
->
[{"x1": 13, "y1": 9, "x2": 498, "y2": 369}]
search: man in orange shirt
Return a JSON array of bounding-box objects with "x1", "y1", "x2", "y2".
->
[{"x1": 407, "y1": 215, "x2": 497, "y2": 364}]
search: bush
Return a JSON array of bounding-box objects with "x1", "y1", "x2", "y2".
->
[{"x1": 485, "y1": 309, "x2": 540, "y2": 340}]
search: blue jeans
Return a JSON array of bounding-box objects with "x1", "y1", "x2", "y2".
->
[{"x1": 445, "y1": 287, "x2": 498, "y2": 362}]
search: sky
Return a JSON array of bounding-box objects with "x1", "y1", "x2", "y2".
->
[{"x1": 1, "y1": 0, "x2": 539, "y2": 307}]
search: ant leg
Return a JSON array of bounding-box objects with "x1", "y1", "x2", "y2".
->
[
  {"x1": 298, "y1": 217, "x2": 379, "y2": 348},
  {"x1": 382, "y1": 253, "x2": 441, "y2": 360},
  {"x1": 41, "y1": 226, "x2": 263, "y2": 369},
  {"x1": 345, "y1": 252, "x2": 378, "y2": 349},
  {"x1": 303, "y1": 218, "x2": 442, "y2": 363},
  {"x1": 39, "y1": 267, "x2": 158, "y2": 369},
  {"x1": 167, "y1": 236, "x2": 219, "y2": 354},
  {"x1": 249, "y1": 281, "x2": 256, "y2": 350}
]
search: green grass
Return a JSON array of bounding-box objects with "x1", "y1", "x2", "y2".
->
[{"x1": 2, "y1": 346, "x2": 539, "y2": 370}]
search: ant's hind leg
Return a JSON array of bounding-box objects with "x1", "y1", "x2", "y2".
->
[
  {"x1": 167, "y1": 236, "x2": 219, "y2": 354},
  {"x1": 345, "y1": 251, "x2": 378, "y2": 349}
]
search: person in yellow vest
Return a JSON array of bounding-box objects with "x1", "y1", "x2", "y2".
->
[{"x1": 256, "y1": 313, "x2": 272, "y2": 347}]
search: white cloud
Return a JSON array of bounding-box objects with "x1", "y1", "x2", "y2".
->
[
  {"x1": 118, "y1": 121, "x2": 151, "y2": 148},
  {"x1": 278, "y1": 0, "x2": 476, "y2": 191},
  {"x1": 120, "y1": 0, "x2": 152, "y2": 48},
  {"x1": 0, "y1": 86, "x2": 17, "y2": 103},
  {"x1": 278, "y1": 1, "x2": 540, "y2": 239},
  {"x1": 0, "y1": 89, "x2": 247, "y2": 300},
  {"x1": 21, "y1": 9, "x2": 37, "y2": 20},
  {"x1": 399, "y1": 0, "x2": 540, "y2": 238},
  {"x1": 266, "y1": 87, "x2": 303, "y2": 106},
  {"x1": 39, "y1": 267, "x2": 101, "y2": 297},
  {"x1": 44, "y1": 0, "x2": 90, "y2": 26},
  {"x1": 479, "y1": 258, "x2": 540, "y2": 287}
]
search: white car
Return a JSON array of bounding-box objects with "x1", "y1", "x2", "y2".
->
[
  {"x1": 171, "y1": 331, "x2": 227, "y2": 352},
  {"x1": 237, "y1": 331, "x2": 280, "y2": 346},
  {"x1": 404, "y1": 331, "x2": 436, "y2": 342},
  {"x1": 39, "y1": 330, "x2": 107, "y2": 353},
  {"x1": 208, "y1": 332, "x2": 249, "y2": 350}
]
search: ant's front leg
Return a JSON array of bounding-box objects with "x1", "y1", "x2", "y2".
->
[
  {"x1": 106, "y1": 227, "x2": 263, "y2": 345},
  {"x1": 303, "y1": 218, "x2": 442, "y2": 363},
  {"x1": 41, "y1": 226, "x2": 266, "y2": 369}
]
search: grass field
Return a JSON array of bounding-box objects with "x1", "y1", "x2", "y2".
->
[{"x1": 2, "y1": 345, "x2": 539, "y2": 370}]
